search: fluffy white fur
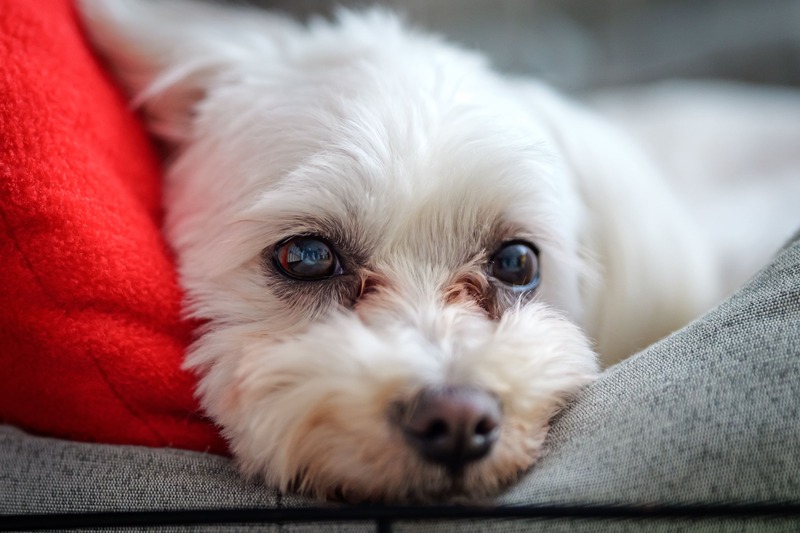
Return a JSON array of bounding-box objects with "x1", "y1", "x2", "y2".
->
[{"x1": 77, "y1": 0, "x2": 798, "y2": 502}]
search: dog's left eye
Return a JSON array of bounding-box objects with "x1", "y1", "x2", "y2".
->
[
  {"x1": 489, "y1": 241, "x2": 540, "y2": 291},
  {"x1": 273, "y1": 236, "x2": 343, "y2": 280}
]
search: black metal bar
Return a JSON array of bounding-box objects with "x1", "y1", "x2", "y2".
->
[
  {"x1": 376, "y1": 518, "x2": 393, "y2": 533},
  {"x1": 2, "y1": 502, "x2": 799, "y2": 531}
]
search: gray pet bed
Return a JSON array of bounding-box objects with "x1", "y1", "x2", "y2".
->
[{"x1": 2, "y1": 231, "x2": 799, "y2": 531}]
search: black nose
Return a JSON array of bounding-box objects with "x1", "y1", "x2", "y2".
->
[{"x1": 401, "y1": 386, "x2": 501, "y2": 472}]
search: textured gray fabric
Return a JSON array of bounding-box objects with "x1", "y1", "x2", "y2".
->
[
  {"x1": 2, "y1": 231, "x2": 799, "y2": 531},
  {"x1": 502, "y1": 230, "x2": 800, "y2": 507}
]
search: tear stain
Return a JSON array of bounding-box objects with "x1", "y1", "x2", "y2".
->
[
  {"x1": 358, "y1": 272, "x2": 386, "y2": 299},
  {"x1": 443, "y1": 271, "x2": 495, "y2": 318},
  {"x1": 352, "y1": 271, "x2": 390, "y2": 312}
]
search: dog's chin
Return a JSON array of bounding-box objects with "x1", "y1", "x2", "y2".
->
[
  {"x1": 188, "y1": 302, "x2": 598, "y2": 503},
  {"x1": 281, "y1": 425, "x2": 546, "y2": 504},
  {"x1": 234, "y1": 396, "x2": 549, "y2": 504}
]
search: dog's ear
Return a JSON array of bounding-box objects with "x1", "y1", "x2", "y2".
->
[
  {"x1": 509, "y1": 81, "x2": 721, "y2": 364},
  {"x1": 78, "y1": 0, "x2": 296, "y2": 144}
]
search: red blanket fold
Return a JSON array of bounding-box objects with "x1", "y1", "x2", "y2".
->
[{"x1": 0, "y1": 0, "x2": 227, "y2": 455}]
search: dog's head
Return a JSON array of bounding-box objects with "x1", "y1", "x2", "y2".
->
[{"x1": 80, "y1": 0, "x2": 598, "y2": 502}]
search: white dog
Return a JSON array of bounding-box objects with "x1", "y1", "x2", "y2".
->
[{"x1": 78, "y1": 0, "x2": 798, "y2": 502}]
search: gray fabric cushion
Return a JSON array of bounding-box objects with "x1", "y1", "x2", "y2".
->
[{"x1": 2, "y1": 230, "x2": 799, "y2": 531}]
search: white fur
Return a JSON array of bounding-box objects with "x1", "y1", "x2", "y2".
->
[{"x1": 77, "y1": 0, "x2": 797, "y2": 502}]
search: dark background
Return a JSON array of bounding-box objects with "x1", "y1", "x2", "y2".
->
[{"x1": 244, "y1": 0, "x2": 800, "y2": 92}]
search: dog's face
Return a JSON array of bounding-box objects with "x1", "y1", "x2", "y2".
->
[{"x1": 81, "y1": 2, "x2": 598, "y2": 502}]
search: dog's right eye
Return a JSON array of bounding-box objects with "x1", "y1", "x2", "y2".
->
[
  {"x1": 273, "y1": 236, "x2": 343, "y2": 280},
  {"x1": 489, "y1": 241, "x2": 540, "y2": 291}
]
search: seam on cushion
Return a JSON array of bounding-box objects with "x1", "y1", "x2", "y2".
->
[
  {"x1": 0, "y1": 206, "x2": 49, "y2": 303},
  {"x1": 0, "y1": 204, "x2": 170, "y2": 447},
  {"x1": 78, "y1": 298, "x2": 190, "y2": 340},
  {"x1": 87, "y1": 346, "x2": 169, "y2": 446},
  {"x1": 0, "y1": 206, "x2": 44, "y2": 369}
]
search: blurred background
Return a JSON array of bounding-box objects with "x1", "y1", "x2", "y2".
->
[{"x1": 249, "y1": 0, "x2": 800, "y2": 93}]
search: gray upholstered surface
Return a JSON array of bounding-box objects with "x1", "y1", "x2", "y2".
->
[{"x1": 2, "y1": 231, "x2": 799, "y2": 531}]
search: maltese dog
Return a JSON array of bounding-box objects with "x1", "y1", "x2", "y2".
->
[{"x1": 77, "y1": 0, "x2": 787, "y2": 502}]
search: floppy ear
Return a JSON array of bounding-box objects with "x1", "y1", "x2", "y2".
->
[
  {"x1": 78, "y1": 0, "x2": 297, "y2": 143},
  {"x1": 509, "y1": 81, "x2": 721, "y2": 364}
]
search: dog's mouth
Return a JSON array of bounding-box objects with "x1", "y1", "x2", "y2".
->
[
  {"x1": 283, "y1": 426, "x2": 536, "y2": 504},
  {"x1": 272, "y1": 386, "x2": 547, "y2": 504}
]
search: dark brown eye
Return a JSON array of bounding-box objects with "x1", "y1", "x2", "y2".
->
[
  {"x1": 273, "y1": 236, "x2": 343, "y2": 280},
  {"x1": 489, "y1": 241, "x2": 540, "y2": 291}
]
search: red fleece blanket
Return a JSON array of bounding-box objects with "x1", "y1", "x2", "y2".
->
[{"x1": 0, "y1": 0, "x2": 226, "y2": 454}]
